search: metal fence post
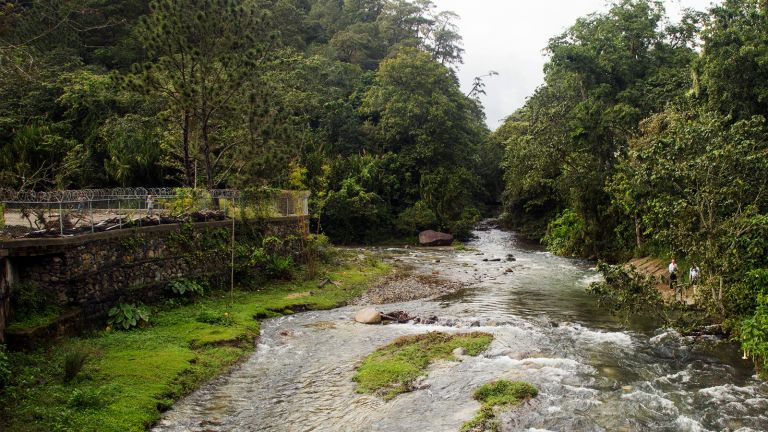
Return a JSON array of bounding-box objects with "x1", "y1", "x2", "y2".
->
[{"x1": 59, "y1": 202, "x2": 64, "y2": 236}]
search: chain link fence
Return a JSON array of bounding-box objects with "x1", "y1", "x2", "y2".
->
[{"x1": 0, "y1": 188, "x2": 309, "y2": 239}]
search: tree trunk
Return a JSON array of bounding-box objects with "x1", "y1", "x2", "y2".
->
[
  {"x1": 634, "y1": 213, "x2": 643, "y2": 248},
  {"x1": 182, "y1": 110, "x2": 193, "y2": 186},
  {"x1": 201, "y1": 118, "x2": 214, "y2": 191}
]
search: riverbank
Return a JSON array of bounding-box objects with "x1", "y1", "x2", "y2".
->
[
  {"x1": 626, "y1": 257, "x2": 697, "y2": 305},
  {"x1": 0, "y1": 252, "x2": 392, "y2": 432}
]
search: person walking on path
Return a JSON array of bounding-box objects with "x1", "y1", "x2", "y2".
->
[
  {"x1": 689, "y1": 264, "x2": 700, "y2": 295},
  {"x1": 668, "y1": 258, "x2": 679, "y2": 300}
]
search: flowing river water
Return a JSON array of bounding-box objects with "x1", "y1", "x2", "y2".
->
[{"x1": 154, "y1": 228, "x2": 768, "y2": 432}]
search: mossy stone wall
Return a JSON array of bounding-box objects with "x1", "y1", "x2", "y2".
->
[{"x1": 0, "y1": 217, "x2": 308, "y2": 345}]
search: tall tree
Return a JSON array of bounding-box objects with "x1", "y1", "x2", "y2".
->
[{"x1": 130, "y1": 0, "x2": 277, "y2": 188}]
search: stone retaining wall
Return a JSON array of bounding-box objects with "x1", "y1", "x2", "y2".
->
[{"x1": 0, "y1": 217, "x2": 308, "y2": 346}]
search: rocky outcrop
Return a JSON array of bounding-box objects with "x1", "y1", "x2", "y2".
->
[{"x1": 418, "y1": 230, "x2": 453, "y2": 247}]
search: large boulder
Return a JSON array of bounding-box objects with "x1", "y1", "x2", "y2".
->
[
  {"x1": 419, "y1": 230, "x2": 453, "y2": 247},
  {"x1": 354, "y1": 308, "x2": 382, "y2": 324}
]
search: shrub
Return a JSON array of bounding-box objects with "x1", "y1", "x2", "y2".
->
[
  {"x1": 242, "y1": 236, "x2": 294, "y2": 280},
  {"x1": 396, "y1": 201, "x2": 438, "y2": 235},
  {"x1": 167, "y1": 279, "x2": 206, "y2": 298},
  {"x1": 741, "y1": 293, "x2": 768, "y2": 376},
  {"x1": 67, "y1": 388, "x2": 105, "y2": 409},
  {"x1": 107, "y1": 303, "x2": 150, "y2": 330},
  {"x1": 450, "y1": 207, "x2": 482, "y2": 241},
  {"x1": 305, "y1": 233, "x2": 335, "y2": 264},
  {"x1": 196, "y1": 307, "x2": 234, "y2": 326},
  {"x1": 63, "y1": 349, "x2": 89, "y2": 383},
  {"x1": 0, "y1": 203, "x2": 5, "y2": 230},
  {"x1": 0, "y1": 344, "x2": 10, "y2": 389},
  {"x1": 266, "y1": 255, "x2": 294, "y2": 280},
  {"x1": 543, "y1": 208, "x2": 585, "y2": 256},
  {"x1": 10, "y1": 282, "x2": 52, "y2": 316},
  {"x1": 162, "y1": 188, "x2": 212, "y2": 217}
]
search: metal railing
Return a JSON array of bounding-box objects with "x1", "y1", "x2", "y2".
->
[{"x1": 0, "y1": 188, "x2": 309, "y2": 239}]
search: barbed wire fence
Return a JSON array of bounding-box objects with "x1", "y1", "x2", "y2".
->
[{"x1": 0, "y1": 188, "x2": 309, "y2": 239}]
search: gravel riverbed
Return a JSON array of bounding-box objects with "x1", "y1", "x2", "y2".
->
[{"x1": 350, "y1": 271, "x2": 466, "y2": 305}]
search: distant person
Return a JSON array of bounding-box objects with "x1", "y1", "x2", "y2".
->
[
  {"x1": 689, "y1": 264, "x2": 700, "y2": 294},
  {"x1": 76, "y1": 193, "x2": 86, "y2": 214},
  {"x1": 668, "y1": 258, "x2": 679, "y2": 299},
  {"x1": 146, "y1": 194, "x2": 154, "y2": 216}
]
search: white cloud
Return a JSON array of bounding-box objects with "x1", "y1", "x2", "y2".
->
[{"x1": 433, "y1": 0, "x2": 718, "y2": 129}]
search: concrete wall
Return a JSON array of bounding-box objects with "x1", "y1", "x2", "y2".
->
[{"x1": 0, "y1": 217, "x2": 308, "y2": 345}]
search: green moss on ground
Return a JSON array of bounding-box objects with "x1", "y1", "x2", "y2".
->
[
  {"x1": 353, "y1": 332, "x2": 493, "y2": 400},
  {"x1": 6, "y1": 307, "x2": 63, "y2": 332},
  {"x1": 460, "y1": 380, "x2": 538, "y2": 432},
  {"x1": 0, "y1": 258, "x2": 390, "y2": 432}
]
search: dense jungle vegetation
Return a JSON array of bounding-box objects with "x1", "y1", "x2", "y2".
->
[
  {"x1": 0, "y1": 0, "x2": 497, "y2": 242},
  {"x1": 2, "y1": 0, "x2": 767, "y2": 379},
  {"x1": 497, "y1": 0, "x2": 768, "y2": 372}
]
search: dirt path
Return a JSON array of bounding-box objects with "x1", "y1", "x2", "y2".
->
[{"x1": 626, "y1": 257, "x2": 697, "y2": 305}]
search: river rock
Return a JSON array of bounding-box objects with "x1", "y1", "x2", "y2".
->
[
  {"x1": 452, "y1": 347, "x2": 466, "y2": 356},
  {"x1": 419, "y1": 230, "x2": 454, "y2": 246},
  {"x1": 354, "y1": 308, "x2": 382, "y2": 324}
]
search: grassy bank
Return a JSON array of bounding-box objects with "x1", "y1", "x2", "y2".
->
[
  {"x1": 0, "y1": 255, "x2": 391, "y2": 432},
  {"x1": 461, "y1": 380, "x2": 538, "y2": 432},
  {"x1": 353, "y1": 332, "x2": 493, "y2": 400}
]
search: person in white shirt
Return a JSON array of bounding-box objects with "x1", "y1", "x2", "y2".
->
[
  {"x1": 689, "y1": 265, "x2": 700, "y2": 295},
  {"x1": 668, "y1": 259, "x2": 679, "y2": 299}
]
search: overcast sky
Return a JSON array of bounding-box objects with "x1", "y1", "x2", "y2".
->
[{"x1": 433, "y1": 0, "x2": 718, "y2": 129}]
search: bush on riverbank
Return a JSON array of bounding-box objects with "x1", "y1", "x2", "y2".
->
[
  {"x1": 0, "y1": 253, "x2": 391, "y2": 432},
  {"x1": 353, "y1": 332, "x2": 493, "y2": 400}
]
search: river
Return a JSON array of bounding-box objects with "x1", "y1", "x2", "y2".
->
[{"x1": 153, "y1": 228, "x2": 768, "y2": 432}]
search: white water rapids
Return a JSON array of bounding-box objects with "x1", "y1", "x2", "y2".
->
[{"x1": 154, "y1": 228, "x2": 768, "y2": 432}]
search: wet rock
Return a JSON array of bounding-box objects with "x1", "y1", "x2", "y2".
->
[
  {"x1": 469, "y1": 320, "x2": 481, "y2": 327},
  {"x1": 506, "y1": 254, "x2": 516, "y2": 262},
  {"x1": 412, "y1": 377, "x2": 431, "y2": 390},
  {"x1": 505, "y1": 268, "x2": 514, "y2": 273},
  {"x1": 415, "y1": 315, "x2": 438, "y2": 325},
  {"x1": 418, "y1": 230, "x2": 454, "y2": 246},
  {"x1": 354, "y1": 308, "x2": 382, "y2": 324},
  {"x1": 382, "y1": 311, "x2": 413, "y2": 323},
  {"x1": 452, "y1": 347, "x2": 466, "y2": 356},
  {"x1": 622, "y1": 385, "x2": 633, "y2": 392}
]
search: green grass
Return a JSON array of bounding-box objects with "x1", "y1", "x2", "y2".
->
[
  {"x1": 460, "y1": 380, "x2": 538, "y2": 432},
  {"x1": 0, "y1": 257, "x2": 391, "y2": 432},
  {"x1": 6, "y1": 307, "x2": 64, "y2": 332},
  {"x1": 353, "y1": 332, "x2": 493, "y2": 400}
]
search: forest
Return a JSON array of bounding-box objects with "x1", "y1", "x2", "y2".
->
[
  {"x1": 497, "y1": 0, "x2": 768, "y2": 368},
  {"x1": 0, "y1": 0, "x2": 498, "y2": 242},
  {"x1": 2, "y1": 0, "x2": 768, "y2": 378}
]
